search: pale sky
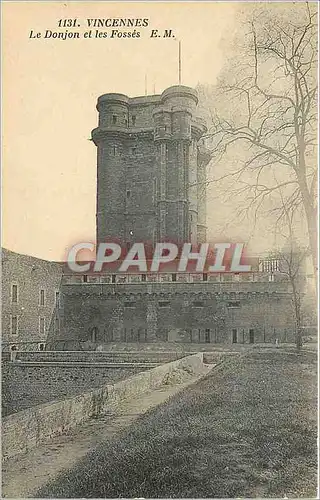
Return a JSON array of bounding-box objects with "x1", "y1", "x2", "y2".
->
[{"x1": 2, "y1": 1, "x2": 263, "y2": 261}]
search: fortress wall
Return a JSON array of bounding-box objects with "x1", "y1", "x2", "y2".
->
[{"x1": 2, "y1": 353, "x2": 203, "y2": 461}]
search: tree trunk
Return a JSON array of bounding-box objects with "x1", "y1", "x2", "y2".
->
[
  {"x1": 291, "y1": 279, "x2": 302, "y2": 351},
  {"x1": 296, "y1": 162, "x2": 318, "y2": 277},
  {"x1": 305, "y1": 207, "x2": 318, "y2": 278}
]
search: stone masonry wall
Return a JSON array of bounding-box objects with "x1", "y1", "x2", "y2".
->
[
  {"x1": 2, "y1": 353, "x2": 203, "y2": 461},
  {"x1": 50, "y1": 280, "x2": 297, "y2": 347},
  {"x1": 93, "y1": 86, "x2": 208, "y2": 246},
  {"x1": 2, "y1": 249, "x2": 63, "y2": 346},
  {"x1": 2, "y1": 363, "x2": 144, "y2": 416}
]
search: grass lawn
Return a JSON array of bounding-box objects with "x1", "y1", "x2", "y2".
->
[{"x1": 37, "y1": 349, "x2": 317, "y2": 498}]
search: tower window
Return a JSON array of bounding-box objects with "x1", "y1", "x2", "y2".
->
[
  {"x1": 83, "y1": 275, "x2": 88, "y2": 283},
  {"x1": 55, "y1": 291, "x2": 60, "y2": 308},
  {"x1": 126, "y1": 190, "x2": 131, "y2": 198},
  {"x1": 131, "y1": 147, "x2": 137, "y2": 155},
  {"x1": 11, "y1": 284, "x2": 18, "y2": 303},
  {"x1": 40, "y1": 289, "x2": 45, "y2": 306},
  {"x1": 55, "y1": 316, "x2": 60, "y2": 332},
  {"x1": 112, "y1": 115, "x2": 117, "y2": 124},
  {"x1": 132, "y1": 115, "x2": 136, "y2": 126},
  {"x1": 112, "y1": 145, "x2": 117, "y2": 156},
  {"x1": 39, "y1": 317, "x2": 45, "y2": 335},
  {"x1": 11, "y1": 315, "x2": 18, "y2": 335}
]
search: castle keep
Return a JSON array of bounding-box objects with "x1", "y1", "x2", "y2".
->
[
  {"x1": 46, "y1": 85, "x2": 297, "y2": 347},
  {"x1": 92, "y1": 85, "x2": 209, "y2": 246}
]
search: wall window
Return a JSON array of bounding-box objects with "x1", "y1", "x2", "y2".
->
[
  {"x1": 11, "y1": 284, "x2": 18, "y2": 303},
  {"x1": 227, "y1": 301, "x2": 240, "y2": 308},
  {"x1": 39, "y1": 317, "x2": 45, "y2": 335},
  {"x1": 159, "y1": 301, "x2": 170, "y2": 308},
  {"x1": 205, "y1": 329, "x2": 210, "y2": 343},
  {"x1": 11, "y1": 315, "x2": 18, "y2": 335},
  {"x1": 112, "y1": 115, "x2": 117, "y2": 124},
  {"x1": 83, "y1": 275, "x2": 88, "y2": 283},
  {"x1": 172, "y1": 273, "x2": 177, "y2": 282},
  {"x1": 132, "y1": 115, "x2": 136, "y2": 126},
  {"x1": 193, "y1": 301, "x2": 204, "y2": 308},
  {"x1": 124, "y1": 301, "x2": 136, "y2": 308},
  {"x1": 249, "y1": 329, "x2": 255, "y2": 344},
  {"x1": 55, "y1": 291, "x2": 60, "y2": 308},
  {"x1": 203, "y1": 273, "x2": 208, "y2": 281},
  {"x1": 126, "y1": 190, "x2": 131, "y2": 199},
  {"x1": 112, "y1": 145, "x2": 117, "y2": 156},
  {"x1": 131, "y1": 147, "x2": 137, "y2": 155},
  {"x1": 232, "y1": 329, "x2": 237, "y2": 344},
  {"x1": 40, "y1": 289, "x2": 45, "y2": 306}
]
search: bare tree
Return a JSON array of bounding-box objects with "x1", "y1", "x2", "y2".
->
[
  {"x1": 271, "y1": 215, "x2": 309, "y2": 351},
  {"x1": 200, "y1": 3, "x2": 317, "y2": 273}
]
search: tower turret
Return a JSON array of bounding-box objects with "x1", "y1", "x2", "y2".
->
[{"x1": 92, "y1": 85, "x2": 209, "y2": 247}]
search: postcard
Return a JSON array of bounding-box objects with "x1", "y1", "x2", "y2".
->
[{"x1": 1, "y1": 2, "x2": 318, "y2": 499}]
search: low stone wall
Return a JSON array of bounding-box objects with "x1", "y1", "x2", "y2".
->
[
  {"x1": 203, "y1": 351, "x2": 239, "y2": 364},
  {"x1": 15, "y1": 350, "x2": 185, "y2": 364},
  {"x1": 2, "y1": 353, "x2": 203, "y2": 461},
  {"x1": 2, "y1": 364, "x2": 145, "y2": 417}
]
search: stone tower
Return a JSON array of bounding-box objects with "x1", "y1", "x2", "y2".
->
[{"x1": 92, "y1": 85, "x2": 210, "y2": 247}]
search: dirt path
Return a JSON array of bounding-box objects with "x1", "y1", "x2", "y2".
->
[{"x1": 2, "y1": 365, "x2": 214, "y2": 498}]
